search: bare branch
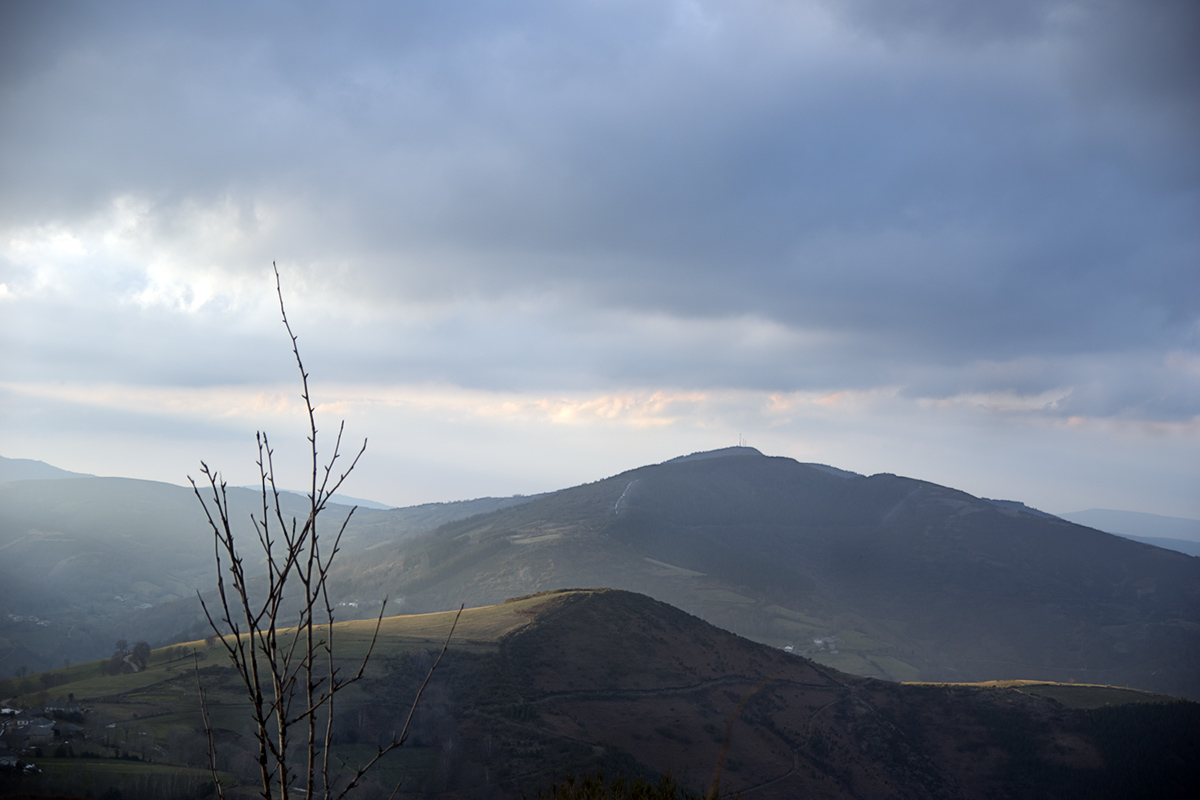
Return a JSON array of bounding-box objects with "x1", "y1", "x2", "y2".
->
[
  {"x1": 192, "y1": 265, "x2": 450, "y2": 800},
  {"x1": 194, "y1": 651, "x2": 225, "y2": 800}
]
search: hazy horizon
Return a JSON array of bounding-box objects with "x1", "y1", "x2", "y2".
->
[{"x1": 1, "y1": 1, "x2": 1197, "y2": 518}]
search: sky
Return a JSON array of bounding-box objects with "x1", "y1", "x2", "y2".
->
[{"x1": 1, "y1": 0, "x2": 1197, "y2": 517}]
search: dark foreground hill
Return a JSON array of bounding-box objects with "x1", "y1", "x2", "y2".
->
[
  {"x1": 330, "y1": 448, "x2": 1200, "y2": 699},
  {"x1": 4, "y1": 590, "x2": 1197, "y2": 799}
]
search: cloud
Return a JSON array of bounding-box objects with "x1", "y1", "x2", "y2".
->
[{"x1": 0, "y1": 1, "x2": 1195, "y2": 512}]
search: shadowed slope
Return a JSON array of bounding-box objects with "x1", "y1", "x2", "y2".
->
[{"x1": 366, "y1": 590, "x2": 1200, "y2": 798}]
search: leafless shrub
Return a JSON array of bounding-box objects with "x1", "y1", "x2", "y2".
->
[{"x1": 192, "y1": 264, "x2": 460, "y2": 800}]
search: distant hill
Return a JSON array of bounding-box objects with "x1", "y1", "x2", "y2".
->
[
  {"x1": 6, "y1": 589, "x2": 1198, "y2": 799},
  {"x1": 0, "y1": 475, "x2": 330, "y2": 675},
  {"x1": 1059, "y1": 508, "x2": 1200, "y2": 543},
  {"x1": 1057, "y1": 509, "x2": 1200, "y2": 557},
  {"x1": 1113, "y1": 536, "x2": 1200, "y2": 558},
  {"x1": 249, "y1": 486, "x2": 398, "y2": 509},
  {"x1": 0, "y1": 454, "x2": 91, "y2": 483},
  {"x1": 327, "y1": 448, "x2": 1200, "y2": 699},
  {"x1": 0, "y1": 474, "x2": 535, "y2": 676}
]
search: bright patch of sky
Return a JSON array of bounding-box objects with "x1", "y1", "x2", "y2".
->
[{"x1": 1, "y1": 0, "x2": 1197, "y2": 516}]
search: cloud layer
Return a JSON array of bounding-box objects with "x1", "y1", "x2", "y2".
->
[{"x1": 1, "y1": 1, "x2": 1197, "y2": 514}]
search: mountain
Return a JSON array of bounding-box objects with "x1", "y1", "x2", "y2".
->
[
  {"x1": 0, "y1": 455, "x2": 91, "y2": 483},
  {"x1": 327, "y1": 447, "x2": 1200, "y2": 699},
  {"x1": 5, "y1": 589, "x2": 1198, "y2": 799}
]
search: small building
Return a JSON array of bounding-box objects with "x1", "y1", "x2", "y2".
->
[
  {"x1": 42, "y1": 700, "x2": 82, "y2": 715},
  {"x1": 26, "y1": 722, "x2": 56, "y2": 747}
]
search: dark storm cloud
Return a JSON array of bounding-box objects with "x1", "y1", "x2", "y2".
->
[
  {"x1": 1, "y1": 0, "x2": 1196, "y2": 421},
  {"x1": 831, "y1": 0, "x2": 1200, "y2": 150}
]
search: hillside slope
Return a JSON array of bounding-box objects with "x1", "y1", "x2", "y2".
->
[{"x1": 330, "y1": 448, "x2": 1200, "y2": 698}]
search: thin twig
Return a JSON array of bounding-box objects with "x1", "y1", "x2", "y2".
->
[
  {"x1": 190, "y1": 264, "x2": 433, "y2": 800},
  {"x1": 194, "y1": 651, "x2": 225, "y2": 800}
]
